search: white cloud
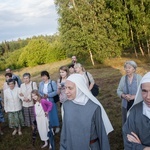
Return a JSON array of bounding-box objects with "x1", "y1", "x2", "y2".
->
[{"x1": 0, "y1": 0, "x2": 58, "y2": 42}]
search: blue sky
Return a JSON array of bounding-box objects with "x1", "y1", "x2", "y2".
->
[{"x1": 0, "y1": 0, "x2": 58, "y2": 42}]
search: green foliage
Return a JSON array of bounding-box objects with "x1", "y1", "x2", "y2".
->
[{"x1": 18, "y1": 38, "x2": 66, "y2": 67}]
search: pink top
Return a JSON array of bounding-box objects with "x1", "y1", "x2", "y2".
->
[{"x1": 34, "y1": 99, "x2": 53, "y2": 115}]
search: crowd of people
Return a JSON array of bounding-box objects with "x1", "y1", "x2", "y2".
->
[{"x1": 0, "y1": 57, "x2": 150, "y2": 150}]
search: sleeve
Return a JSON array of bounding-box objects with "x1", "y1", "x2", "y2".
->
[
  {"x1": 122, "y1": 109, "x2": 146, "y2": 150},
  {"x1": 17, "y1": 76, "x2": 22, "y2": 87},
  {"x1": 47, "y1": 81, "x2": 58, "y2": 98},
  {"x1": 117, "y1": 76, "x2": 125, "y2": 98},
  {"x1": 94, "y1": 107, "x2": 110, "y2": 150},
  {"x1": 60, "y1": 105, "x2": 67, "y2": 150},
  {"x1": 4, "y1": 90, "x2": 8, "y2": 112},
  {"x1": 33, "y1": 82, "x2": 38, "y2": 90},
  {"x1": 42, "y1": 99, "x2": 53, "y2": 112},
  {"x1": 38, "y1": 82, "x2": 44, "y2": 97},
  {"x1": 87, "y1": 72, "x2": 95, "y2": 84},
  {"x1": 17, "y1": 88, "x2": 22, "y2": 99}
]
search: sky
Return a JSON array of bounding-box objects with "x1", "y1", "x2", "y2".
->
[{"x1": 0, "y1": 0, "x2": 58, "y2": 42}]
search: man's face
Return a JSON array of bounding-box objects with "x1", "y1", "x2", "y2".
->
[
  {"x1": 141, "y1": 82, "x2": 150, "y2": 107},
  {"x1": 72, "y1": 56, "x2": 77, "y2": 63},
  {"x1": 65, "y1": 80, "x2": 76, "y2": 100}
]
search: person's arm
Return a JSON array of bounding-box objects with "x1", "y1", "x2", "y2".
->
[
  {"x1": 60, "y1": 105, "x2": 67, "y2": 150},
  {"x1": 3, "y1": 91, "x2": 8, "y2": 112},
  {"x1": 87, "y1": 72, "x2": 95, "y2": 90},
  {"x1": 94, "y1": 107, "x2": 110, "y2": 150},
  {"x1": 33, "y1": 82, "x2": 38, "y2": 90},
  {"x1": 47, "y1": 81, "x2": 58, "y2": 98},
  {"x1": 117, "y1": 76, "x2": 125, "y2": 98},
  {"x1": 123, "y1": 109, "x2": 146, "y2": 150},
  {"x1": 38, "y1": 82, "x2": 44, "y2": 97},
  {"x1": 17, "y1": 75, "x2": 22, "y2": 87}
]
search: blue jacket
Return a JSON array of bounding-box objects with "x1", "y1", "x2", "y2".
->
[{"x1": 39, "y1": 80, "x2": 57, "y2": 102}]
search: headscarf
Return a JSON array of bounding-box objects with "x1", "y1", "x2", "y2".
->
[
  {"x1": 127, "y1": 72, "x2": 150, "y2": 116},
  {"x1": 67, "y1": 74, "x2": 114, "y2": 134}
]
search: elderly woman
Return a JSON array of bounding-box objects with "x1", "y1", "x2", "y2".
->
[
  {"x1": 60, "y1": 74, "x2": 113, "y2": 150},
  {"x1": 117, "y1": 60, "x2": 142, "y2": 125},
  {"x1": 39, "y1": 71, "x2": 60, "y2": 133},
  {"x1": 4, "y1": 79, "x2": 24, "y2": 135},
  {"x1": 19, "y1": 73, "x2": 38, "y2": 128}
]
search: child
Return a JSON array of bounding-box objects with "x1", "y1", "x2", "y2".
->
[
  {"x1": 57, "y1": 66, "x2": 69, "y2": 105},
  {"x1": 31, "y1": 90, "x2": 53, "y2": 149},
  {"x1": 0, "y1": 92, "x2": 4, "y2": 135}
]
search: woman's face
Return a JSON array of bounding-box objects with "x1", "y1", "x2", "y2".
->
[
  {"x1": 124, "y1": 64, "x2": 135, "y2": 76},
  {"x1": 65, "y1": 80, "x2": 76, "y2": 100},
  {"x1": 23, "y1": 76, "x2": 30, "y2": 84},
  {"x1": 60, "y1": 69, "x2": 67, "y2": 78},
  {"x1": 41, "y1": 75, "x2": 49, "y2": 82},
  {"x1": 69, "y1": 67, "x2": 75, "y2": 74},
  {"x1": 31, "y1": 93, "x2": 38, "y2": 101},
  {"x1": 74, "y1": 66, "x2": 82, "y2": 73},
  {"x1": 8, "y1": 82, "x2": 15, "y2": 90},
  {"x1": 5, "y1": 76, "x2": 11, "y2": 81}
]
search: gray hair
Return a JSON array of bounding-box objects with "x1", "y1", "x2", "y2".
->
[
  {"x1": 124, "y1": 61, "x2": 137, "y2": 70},
  {"x1": 23, "y1": 73, "x2": 31, "y2": 78}
]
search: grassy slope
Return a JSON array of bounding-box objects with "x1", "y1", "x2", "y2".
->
[{"x1": 0, "y1": 57, "x2": 149, "y2": 150}]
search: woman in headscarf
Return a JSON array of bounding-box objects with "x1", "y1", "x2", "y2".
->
[
  {"x1": 60, "y1": 74, "x2": 113, "y2": 150},
  {"x1": 117, "y1": 60, "x2": 142, "y2": 125},
  {"x1": 123, "y1": 72, "x2": 150, "y2": 149}
]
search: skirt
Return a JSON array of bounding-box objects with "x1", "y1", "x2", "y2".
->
[
  {"x1": 8, "y1": 110, "x2": 25, "y2": 128},
  {"x1": 23, "y1": 106, "x2": 34, "y2": 127}
]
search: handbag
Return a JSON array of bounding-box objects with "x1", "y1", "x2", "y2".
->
[
  {"x1": 125, "y1": 75, "x2": 134, "y2": 111},
  {"x1": 85, "y1": 72, "x2": 99, "y2": 96},
  {"x1": 50, "y1": 81, "x2": 60, "y2": 103}
]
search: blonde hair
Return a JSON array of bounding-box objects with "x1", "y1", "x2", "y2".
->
[{"x1": 74, "y1": 63, "x2": 85, "y2": 72}]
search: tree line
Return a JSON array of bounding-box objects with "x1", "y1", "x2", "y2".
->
[
  {"x1": 55, "y1": 0, "x2": 150, "y2": 64},
  {"x1": 0, "y1": 35, "x2": 66, "y2": 70}
]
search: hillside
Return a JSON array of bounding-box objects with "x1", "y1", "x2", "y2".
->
[{"x1": 0, "y1": 57, "x2": 149, "y2": 150}]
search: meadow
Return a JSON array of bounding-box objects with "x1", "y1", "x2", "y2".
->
[{"x1": 0, "y1": 57, "x2": 149, "y2": 150}]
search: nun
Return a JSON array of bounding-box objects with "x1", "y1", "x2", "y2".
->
[
  {"x1": 123, "y1": 72, "x2": 150, "y2": 149},
  {"x1": 60, "y1": 74, "x2": 113, "y2": 150}
]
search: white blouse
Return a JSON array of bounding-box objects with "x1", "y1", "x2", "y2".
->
[{"x1": 4, "y1": 87, "x2": 22, "y2": 112}]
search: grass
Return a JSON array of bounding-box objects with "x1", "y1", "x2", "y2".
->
[{"x1": 0, "y1": 57, "x2": 149, "y2": 150}]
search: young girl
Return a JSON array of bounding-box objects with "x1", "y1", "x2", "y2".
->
[
  {"x1": 57, "y1": 66, "x2": 69, "y2": 105},
  {"x1": 0, "y1": 92, "x2": 4, "y2": 135},
  {"x1": 31, "y1": 90, "x2": 53, "y2": 149}
]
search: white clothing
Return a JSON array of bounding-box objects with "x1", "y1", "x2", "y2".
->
[
  {"x1": 4, "y1": 87, "x2": 22, "y2": 112},
  {"x1": 35, "y1": 102, "x2": 49, "y2": 141},
  {"x1": 66, "y1": 74, "x2": 113, "y2": 134},
  {"x1": 128, "y1": 72, "x2": 150, "y2": 116},
  {"x1": 20, "y1": 81, "x2": 38, "y2": 107},
  {"x1": 43, "y1": 83, "x2": 48, "y2": 94}
]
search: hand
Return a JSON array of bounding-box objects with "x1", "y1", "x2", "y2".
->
[
  {"x1": 19, "y1": 93, "x2": 24, "y2": 97},
  {"x1": 127, "y1": 132, "x2": 141, "y2": 144},
  {"x1": 24, "y1": 97, "x2": 29, "y2": 102},
  {"x1": 45, "y1": 112, "x2": 48, "y2": 117},
  {"x1": 43, "y1": 94, "x2": 48, "y2": 99}
]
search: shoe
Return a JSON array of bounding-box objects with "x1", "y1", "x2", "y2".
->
[
  {"x1": 12, "y1": 129, "x2": 17, "y2": 135},
  {"x1": 55, "y1": 127, "x2": 60, "y2": 133},
  {"x1": 41, "y1": 143, "x2": 48, "y2": 149},
  {"x1": 18, "y1": 131, "x2": 22, "y2": 135},
  {"x1": 49, "y1": 144, "x2": 52, "y2": 150}
]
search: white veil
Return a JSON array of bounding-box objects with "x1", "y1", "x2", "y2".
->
[
  {"x1": 67, "y1": 74, "x2": 114, "y2": 134},
  {"x1": 127, "y1": 72, "x2": 150, "y2": 116}
]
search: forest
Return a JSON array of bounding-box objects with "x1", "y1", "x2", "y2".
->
[{"x1": 0, "y1": 0, "x2": 150, "y2": 69}]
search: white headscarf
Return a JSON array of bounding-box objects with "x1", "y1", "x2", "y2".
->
[
  {"x1": 127, "y1": 72, "x2": 150, "y2": 116},
  {"x1": 67, "y1": 74, "x2": 114, "y2": 134}
]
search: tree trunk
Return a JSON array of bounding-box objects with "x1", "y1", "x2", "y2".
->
[
  {"x1": 146, "y1": 39, "x2": 150, "y2": 56},
  {"x1": 137, "y1": 34, "x2": 144, "y2": 56}
]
